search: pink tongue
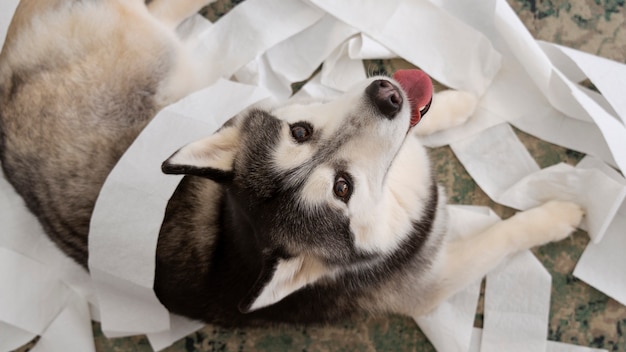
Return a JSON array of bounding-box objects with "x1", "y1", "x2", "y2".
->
[{"x1": 393, "y1": 69, "x2": 433, "y2": 127}]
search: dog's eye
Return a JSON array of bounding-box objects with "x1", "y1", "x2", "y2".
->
[
  {"x1": 290, "y1": 122, "x2": 312, "y2": 143},
  {"x1": 333, "y1": 174, "x2": 353, "y2": 202}
]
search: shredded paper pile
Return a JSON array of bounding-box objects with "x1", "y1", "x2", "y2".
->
[{"x1": 1, "y1": 0, "x2": 625, "y2": 351}]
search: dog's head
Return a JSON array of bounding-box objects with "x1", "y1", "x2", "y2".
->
[{"x1": 162, "y1": 70, "x2": 433, "y2": 313}]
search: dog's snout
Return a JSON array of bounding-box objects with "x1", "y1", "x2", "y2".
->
[{"x1": 366, "y1": 80, "x2": 403, "y2": 119}]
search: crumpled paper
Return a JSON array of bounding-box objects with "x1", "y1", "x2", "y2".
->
[
  {"x1": 470, "y1": 328, "x2": 608, "y2": 352},
  {"x1": 450, "y1": 123, "x2": 625, "y2": 243},
  {"x1": 573, "y1": 156, "x2": 626, "y2": 308},
  {"x1": 2, "y1": 0, "x2": 626, "y2": 351}
]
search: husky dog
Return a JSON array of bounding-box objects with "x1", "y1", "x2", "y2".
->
[{"x1": 0, "y1": 0, "x2": 583, "y2": 327}]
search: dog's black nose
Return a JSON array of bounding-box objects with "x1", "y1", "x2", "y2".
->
[{"x1": 366, "y1": 79, "x2": 403, "y2": 119}]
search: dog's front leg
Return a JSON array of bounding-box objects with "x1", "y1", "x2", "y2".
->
[
  {"x1": 420, "y1": 200, "x2": 583, "y2": 315},
  {"x1": 414, "y1": 90, "x2": 477, "y2": 136}
]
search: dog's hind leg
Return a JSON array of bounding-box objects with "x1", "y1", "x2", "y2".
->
[
  {"x1": 419, "y1": 200, "x2": 583, "y2": 314},
  {"x1": 148, "y1": 0, "x2": 213, "y2": 29},
  {"x1": 142, "y1": 0, "x2": 216, "y2": 104}
]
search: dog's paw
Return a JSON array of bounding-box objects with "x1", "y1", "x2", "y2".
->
[
  {"x1": 538, "y1": 200, "x2": 584, "y2": 242},
  {"x1": 414, "y1": 90, "x2": 477, "y2": 136},
  {"x1": 514, "y1": 200, "x2": 584, "y2": 248}
]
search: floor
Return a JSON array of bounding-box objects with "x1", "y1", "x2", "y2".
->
[{"x1": 21, "y1": 0, "x2": 626, "y2": 351}]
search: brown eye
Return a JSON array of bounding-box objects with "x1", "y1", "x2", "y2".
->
[
  {"x1": 333, "y1": 174, "x2": 353, "y2": 202},
  {"x1": 290, "y1": 122, "x2": 312, "y2": 143}
]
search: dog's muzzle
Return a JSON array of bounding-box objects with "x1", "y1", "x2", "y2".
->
[{"x1": 366, "y1": 79, "x2": 403, "y2": 119}]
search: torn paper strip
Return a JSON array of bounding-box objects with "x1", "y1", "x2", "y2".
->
[
  {"x1": 308, "y1": 0, "x2": 502, "y2": 95},
  {"x1": 198, "y1": 0, "x2": 324, "y2": 84},
  {"x1": 147, "y1": 314, "x2": 205, "y2": 352},
  {"x1": 573, "y1": 156, "x2": 626, "y2": 307},
  {"x1": 481, "y1": 251, "x2": 551, "y2": 352},
  {"x1": 548, "y1": 43, "x2": 626, "y2": 125},
  {"x1": 470, "y1": 328, "x2": 609, "y2": 352},
  {"x1": 0, "y1": 0, "x2": 19, "y2": 50},
  {"x1": 237, "y1": 13, "x2": 358, "y2": 101},
  {"x1": 0, "y1": 322, "x2": 35, "y2": 352},
  {"x1": 0, "y1": 248, "x2": 72, "y2": 339},
  {"x1": 30, "y1": 293, "x2": 95, "y2": 352}
]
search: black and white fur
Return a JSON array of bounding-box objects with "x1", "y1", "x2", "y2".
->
[{"x1": 0, "y1": 0, "x2": 583, "y2": 327}]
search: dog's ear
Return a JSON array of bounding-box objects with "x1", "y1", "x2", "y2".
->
[
  {"x1": 161, "y1": 125, "x2": 240, "y2": 183},
  {"x1": 238, "y1": 254, "x2": 332, "y2": 313}
]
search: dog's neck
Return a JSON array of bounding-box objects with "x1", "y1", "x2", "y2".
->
[
  {"x1": 207, "y1": 188, "x2": 267, "y2": 300},
  {"x1": 219, "y1": 189, "x2": 264, "y2": 267}
]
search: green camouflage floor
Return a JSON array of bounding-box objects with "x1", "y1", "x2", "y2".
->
[{"x1": 20, "y1": 0, "x2": 626, "y2": 351}]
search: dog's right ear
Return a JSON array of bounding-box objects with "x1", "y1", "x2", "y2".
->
[{"x1": 161, "y1": 124, "x2": 240, "y2": 183}]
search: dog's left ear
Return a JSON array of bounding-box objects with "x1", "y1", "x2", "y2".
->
[
  {"x1": 239, "y1": 254, "x2": 332, "y2": 313},
  {"x1": 161, "y1": 124, "x2": 240, "y2": 183}
]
